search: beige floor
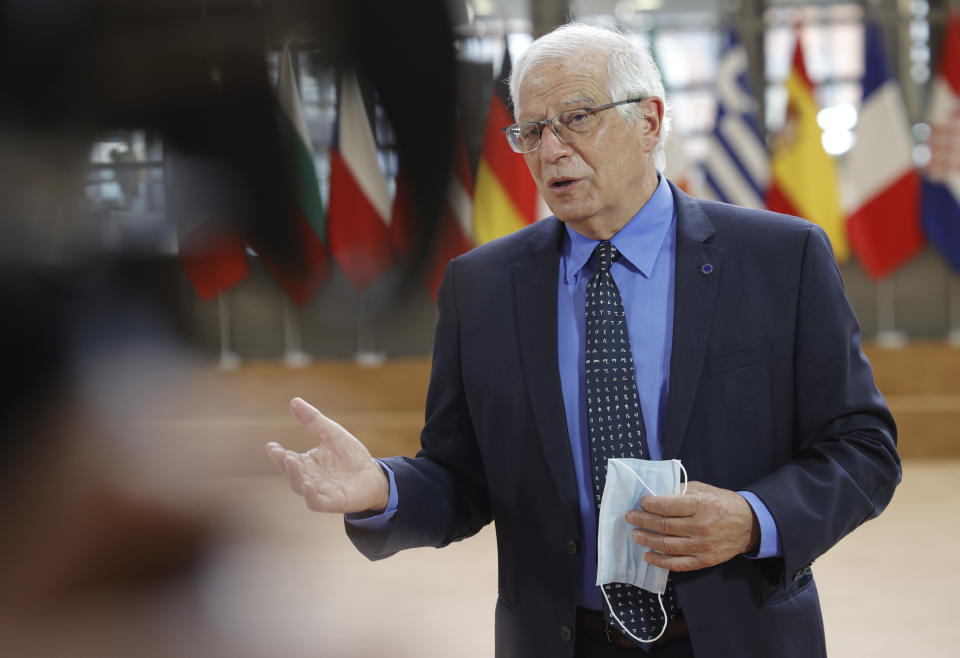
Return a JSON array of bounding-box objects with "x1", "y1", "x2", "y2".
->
[
  {"x1": 191, "y1": 459, "x2": 958, "y2": 658},
  {"x1": 2, "y1": 356, "x2": 955, "y2": 657}
]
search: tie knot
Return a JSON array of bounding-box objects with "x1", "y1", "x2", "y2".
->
[{"x1": 594, "y1": 240, "x2": 618, "y2": 272}]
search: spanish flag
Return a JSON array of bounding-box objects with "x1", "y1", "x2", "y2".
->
[
  {"x1": 767, "y1": 36, "x2": 848, "y2": 262},
  {"x1": 472, "y1": 49, "x2": 541, "y2": 245}
]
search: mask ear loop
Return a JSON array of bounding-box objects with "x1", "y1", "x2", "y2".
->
[
  {"x1": 601, "y1": 585, "x2": 668, "y2": 644},
  {"x1": 599, "y1": 461, "x2": 688, "y2": 645}
]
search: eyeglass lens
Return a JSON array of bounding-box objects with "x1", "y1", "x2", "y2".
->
[{"x1": 509, "y1": 108, "x2": 597, "y2": 153}]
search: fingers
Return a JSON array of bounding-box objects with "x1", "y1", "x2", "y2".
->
[
  {"x1": 631, "y1": 526, "x2": 703, "y2": 553},
  {"x1": 265, "y1": 442, "x2": 297, "y2": 480},
  {"x1": 643, "y1": 551, "x2": 703, "y2": 572},
  {"x1": 626, "y1": 508, "x2": 692, "y2": 537},
  {"x1": 282, "y1": 454, "x2": 307, "y2": 495},
  {"x1": 628, "y1": 525, "x2": 716, "y2": 572},
  {"x1": 265, "y1": 441, "x2": 340, "y2": 510},
  {"x1": 265, "y1": 442, "x2": 288, "y2": 469},
  {"x1": 635, "y1": 493, "x2": 699, "y2": 518}
]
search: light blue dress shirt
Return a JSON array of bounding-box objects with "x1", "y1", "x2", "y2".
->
[
  {"x1": 347, "y1": 175, "x2": 781, "y2": 609},
  {"x1": 557, "y1": 175, "x2": 675, "y2": 609}
]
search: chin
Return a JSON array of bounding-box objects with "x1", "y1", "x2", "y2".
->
[{"x1": 552, "y1": 205, "x2": 594, "y2": 226}]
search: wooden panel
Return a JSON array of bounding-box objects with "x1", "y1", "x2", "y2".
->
[{"x1": 143, "y1": 341, "x2": 960, "y2": 478}]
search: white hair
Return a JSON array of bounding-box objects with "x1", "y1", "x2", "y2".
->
[{"x1": 509, "y1": 22, "x2": 672, "y2": 171}]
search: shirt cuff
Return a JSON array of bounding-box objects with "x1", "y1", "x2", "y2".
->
[
  {"x1": 344, "y1": 460, "x2": 398, "y2": 530},
  {"x1": 738, "y1": 490, "x2": 783, "y2": 559}
]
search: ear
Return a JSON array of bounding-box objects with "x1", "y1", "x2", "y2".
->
[{"x1": 639, "y1": 97, "x2": 664, "y2": 151}]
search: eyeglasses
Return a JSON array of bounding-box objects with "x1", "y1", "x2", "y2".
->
[{"x1": 501, "y1": 97, "x2": 645, "y2": 154}]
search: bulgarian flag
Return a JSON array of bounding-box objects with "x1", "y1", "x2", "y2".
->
[
  {"x1": 327, "y1": 72, "x2": 395, "y2": 291},
  {"x1": 767, "y1": 35, "x2": 848, "y2": 263},
  {"x1": 472, "y1": 49, "x2": 542, "y2": 245},
  {"x1": 258, "y1": 44, "x2": 331, "y2": 305}
]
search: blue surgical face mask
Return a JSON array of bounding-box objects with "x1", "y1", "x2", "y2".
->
[{"x1": 595, "y1": 458, "x2": 688, "y2": 643}]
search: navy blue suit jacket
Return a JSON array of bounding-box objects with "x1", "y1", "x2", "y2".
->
[{"x1": 348, "y1": 181, "x2": 900, "y2": 658}]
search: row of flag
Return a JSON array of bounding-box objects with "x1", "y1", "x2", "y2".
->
[
  {"x1": 701, "y1": 12, "x2": 960, "y2": 280},
  {"x1": 179, "y1": 45, "x2": 540, "y2": 305},
  {"x1": 182, "y1": 14, "x2": 960, "y2": 305}
]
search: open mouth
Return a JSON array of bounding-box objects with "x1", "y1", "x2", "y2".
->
[{"x1": 549, "y1": 178, "x2": 578, "y2": 190}]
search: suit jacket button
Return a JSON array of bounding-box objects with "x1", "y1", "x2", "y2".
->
[
  {"x1": 567, "y1": 539, "x2": 579, "y2": 555},
  {"x1": 560, "y1": 625, "x2": 573, "y2": 642}
]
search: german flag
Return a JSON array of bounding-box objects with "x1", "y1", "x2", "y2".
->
[{"x1": 472, "y1": 49, "x2": 541, "y2": 245}]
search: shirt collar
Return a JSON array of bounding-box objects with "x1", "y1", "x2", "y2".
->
[{"x1": 561, "y1": 174, "x2": 675, "y2": 284}]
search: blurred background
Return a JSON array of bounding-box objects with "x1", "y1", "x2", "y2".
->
[{"x1": 0, "y1": 0, "x2": 957, "y2": 656}]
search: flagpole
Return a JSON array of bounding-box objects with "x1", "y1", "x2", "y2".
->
[
  {"x1": 218, "y1": 294, "x2": 241, "y2": 370},
  {"x1": 355, "y1": 291, "x2": 385, "y2": 367},
  {"x1": 875, "y1": 278, "x2": 908, "y2": 349},
  {"x1": 282, "y1": 297, "x2": 311, "y2": 368},
  {"x1": 949, "y1": 274, "x2": 960, "y2": 347}
]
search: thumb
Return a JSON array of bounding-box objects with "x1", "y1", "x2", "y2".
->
[
  {"x1": 289, "y1": 397, "x2": 348, "y2": 445},
  {"x1": 290, "y1": 396, "x2": 326, "y2": 432}
]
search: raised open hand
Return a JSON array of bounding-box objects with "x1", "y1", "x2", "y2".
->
[{"x1": 265, "y1": 397, "x2": 389, "y2": 515}]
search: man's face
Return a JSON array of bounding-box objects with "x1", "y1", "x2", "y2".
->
[{"x1": 515, "y1": 55, "x2": 662, "y2": 239}]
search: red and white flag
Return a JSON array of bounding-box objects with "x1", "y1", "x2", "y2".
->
[
  {"x1": 327, "y1": 72, "x2": 395, "y2": 291},
  {"x1": 425, "y1": 128, "x2": 475, "y2": 299},
  {"x1": 388, "y1": 163, "x2": 417, "y2": 261}
]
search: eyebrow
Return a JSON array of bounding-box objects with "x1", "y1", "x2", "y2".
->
[
  {"x1": 560, "y1": 95, "x2": 597, "y2": 108},
  {"x1": 519, "y1": 96, "x2": 599, "y2": 122}
]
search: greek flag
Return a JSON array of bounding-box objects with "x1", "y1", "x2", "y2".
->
[{"x1": 700, "y1": 27, "x2": 769, "y2": 209}]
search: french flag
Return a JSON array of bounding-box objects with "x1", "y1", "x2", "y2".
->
[
  {"x1": 843, "y1": 18, "x2": 923, "y2": 280},
  {"x1": 922, "y1": 10, "x2": 960, "y2": 273},
  {"x1": 327, "y1": 72, "x2": 395, "y2": 291}
]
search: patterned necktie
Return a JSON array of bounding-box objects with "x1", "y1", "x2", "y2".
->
[{"x1": 584, "y1": 240, "x2": 682, "y2": 642}]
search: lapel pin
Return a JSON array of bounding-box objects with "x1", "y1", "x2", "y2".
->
[{"x1": 699, "y1": 263, "x2": 714, "y2": 275}]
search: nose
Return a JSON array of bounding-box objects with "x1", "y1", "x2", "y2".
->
[{"x1": 538, "y1": 122, "x2": 571, "y2": 163}]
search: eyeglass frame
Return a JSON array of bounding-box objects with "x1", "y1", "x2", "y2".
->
[{"x1": 501, "y1": 97, "x2": 647, "y2": 154}]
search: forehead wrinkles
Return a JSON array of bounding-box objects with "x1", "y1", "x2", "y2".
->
[{"x1": 516, "y1": 57, "x2": 609, "y2": 119}]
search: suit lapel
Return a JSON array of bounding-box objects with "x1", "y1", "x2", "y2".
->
[
  {"x1": 662, "y1": 182, "x2": 723, "y2": 459},
  {"x1": 514, "y1": 219, "x2": 581, "y2": 515}
]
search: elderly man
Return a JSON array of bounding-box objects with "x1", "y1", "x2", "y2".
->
[{"x1": 267, "y1": 23, "x2": 900, "y2": 658}]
